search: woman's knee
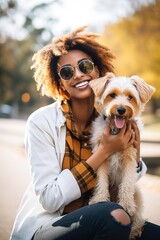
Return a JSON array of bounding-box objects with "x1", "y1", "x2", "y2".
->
[
  {"x1": 88, "y1": 202, "x2": 131, "y2": 225},
  {"x1": 87, "y1": 202, "x2": 131, "y2": 239},
  {"x1": 111, "y1": 208, "x2": 131, "y2": 225}
]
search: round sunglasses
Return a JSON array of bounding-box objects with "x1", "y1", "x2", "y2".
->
[{"x1": 57, "y1": 59, "x2": 94, "y2": 80}]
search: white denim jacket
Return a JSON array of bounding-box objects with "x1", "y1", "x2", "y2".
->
[{"x1": 10, "y1": 101, "x2": 147, "y2": 240}]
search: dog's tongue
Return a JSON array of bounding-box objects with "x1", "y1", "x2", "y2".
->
[{"x1": 114, "y1": 116, "x2": 125, "y2": 129}]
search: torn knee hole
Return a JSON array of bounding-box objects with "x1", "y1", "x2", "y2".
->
[{"x1": 111, "y1": 209, "x2": 131, "y2": 225}]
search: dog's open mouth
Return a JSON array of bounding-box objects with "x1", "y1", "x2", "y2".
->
[
  {"x1": 113, "y1": 115, "x2": 126, "y2": 129},
  {"x1": 108, "y1": 115, "x2": 127, "y2": 135}
]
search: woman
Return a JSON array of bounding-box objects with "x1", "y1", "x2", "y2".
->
[{"x1": 10, "y1": 26, "x2": 160, "y2": 240}]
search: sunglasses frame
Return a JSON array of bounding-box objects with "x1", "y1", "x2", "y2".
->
[{"x1": 57, "y1": 59, "x2": 94, "y2": 80}]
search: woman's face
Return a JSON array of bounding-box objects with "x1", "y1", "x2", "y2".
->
[{"x1": 57, "y1": 49, "x2": 99, "y2": 100}]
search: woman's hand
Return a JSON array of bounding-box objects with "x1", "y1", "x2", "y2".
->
[
  {"x1": 131, "y1": 121, "x2": 140, "y2": 164},
  {"x1": 99, "y1": 121, "x2": 135, "y2": 157},
  {"x1": 87, "y1": 121, "x2": 139, "y2": 171}
]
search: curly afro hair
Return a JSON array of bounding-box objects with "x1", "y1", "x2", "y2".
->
[{"x1": 31, "y1": 26, "x2": 115, "y2": 100}]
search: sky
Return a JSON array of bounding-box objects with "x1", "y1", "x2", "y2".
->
[
  {"x1": 20, "y1": 0, "x2": 155, "y2": 31},
  {"x1": 17, "y1": 0, "x2": 108, "y2": 35},
  {"x1": 0, "y1": 0, "x2": 156, "y2": 40}
]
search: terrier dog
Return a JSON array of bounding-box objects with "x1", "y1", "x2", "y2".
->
[{"x1": 89, "y1": 72, "x2": 155, "y2": 239}]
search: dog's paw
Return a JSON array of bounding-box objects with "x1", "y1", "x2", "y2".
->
[
  {"x1": 129, "y1": 216, "x2": 145, "y2": 240},
  {"x1": 129, "y1": 228, "x2": 142, "y2": 240}
]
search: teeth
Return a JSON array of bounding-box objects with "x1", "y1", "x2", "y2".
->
[{"x1": 75, "y1": 81, "x2": 88, "y2": 88}]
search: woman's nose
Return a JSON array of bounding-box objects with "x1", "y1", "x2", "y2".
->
[{"x1": 73, "y1": 67, "x2": 84, "y2": 79}]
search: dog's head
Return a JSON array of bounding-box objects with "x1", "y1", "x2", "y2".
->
[{"x1": 89, "y1": 73, "x2": 155, "y2": 131}]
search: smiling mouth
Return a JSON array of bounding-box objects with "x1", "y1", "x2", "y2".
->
[{"x1": 74, "y1": 81, "x2": 89, "y2": 88}]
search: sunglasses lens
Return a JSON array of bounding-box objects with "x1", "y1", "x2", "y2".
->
[
  {"x1": 79, "y1": 60, "x2": 94, "y2": 74},
  {"x1": 59, "y1": 60, "x2": 94, "y2": 80},
  {"x1": 60, "y1": 66, "x2": 74, "y2": 80}
]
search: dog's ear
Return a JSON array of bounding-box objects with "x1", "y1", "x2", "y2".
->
[
  {"x1": 130, "y1": 75, "x2": 155, "y2": 104},
  {"x1": 89, "y1": 72, "x2": 115, "y2": 98}
]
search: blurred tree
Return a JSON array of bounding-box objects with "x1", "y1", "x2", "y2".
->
[
  {"x1": 102, "y1": 0, "x2": 160, "y2": 112},
  {"x1": 0, "y1": 0, "x2": 60, "y2": 117},
  {"x1": 0, "y1": 37, "x2": 39, "y2": 115},
  {"x1": 0, "y1": 0, "x2": 16, "y2": 15}
]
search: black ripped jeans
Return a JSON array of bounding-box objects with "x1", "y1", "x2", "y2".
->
[{"x1": 33, "y1": 202, "x2": 160, "y2": 240}]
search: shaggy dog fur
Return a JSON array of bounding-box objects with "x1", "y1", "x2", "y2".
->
[{"x1": 89, "y1": 72, "x2": 155, "y2": 239}]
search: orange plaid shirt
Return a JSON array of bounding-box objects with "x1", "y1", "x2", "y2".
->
[{"x1": 61, "y1": 100, "x2": 98, "y2": 213}]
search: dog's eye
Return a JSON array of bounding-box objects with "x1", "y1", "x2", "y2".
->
[
  {"x1": 128, "y1": 95, "x2": 133, "y2": 100},
  {"x1": 109, "y1": 93, "x2": 116, "y2": 98}
]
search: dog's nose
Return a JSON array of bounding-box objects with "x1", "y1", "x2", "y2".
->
[{"x1": 117, "y1": 106, "x2": 126, "y2": 115}]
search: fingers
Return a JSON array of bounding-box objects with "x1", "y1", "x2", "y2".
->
[
  {"x1": 131, "y1": 121, "x2": 140, "y2": 141},
  {"x1": 118, "y1": 122, "x2": 127, "y2": 136},
  {"x1": 131, "y1": 121, "x2": 140, "y2": 147},
  {"x1": 117, "y1": 122, "x2": 134, "y2": 148},
  {"x1": 103, "y1": 120, "x2": 139, "y2": 153},
  {"x1": 131, "y1": 121, "x2": 140, "y2": 163},
  {"x1": 124, "y1": 122, "x2": 134, "y2": 143},
  {"x1": 105, "y1": 125, "x2": 111, "y2": 136}
]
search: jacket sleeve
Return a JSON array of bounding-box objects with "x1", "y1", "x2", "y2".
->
[
  {"x1": 71, "y1": 161, "x2": 96, "y2": 194},
  {"x1": 25, "y1": 111, "x2": 81, "y2": 214}
]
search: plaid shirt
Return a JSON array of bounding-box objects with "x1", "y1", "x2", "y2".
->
[{"x1": 61, "y1": 100, "x2": 98, "y2": 213}]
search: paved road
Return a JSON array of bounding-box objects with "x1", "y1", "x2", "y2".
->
[
  {"x1": 0, "y1": 119, "x2": 160, "y2": 240},
  {"x1": 0, "y1": 119, "x2": 31, "y2": 240}
]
